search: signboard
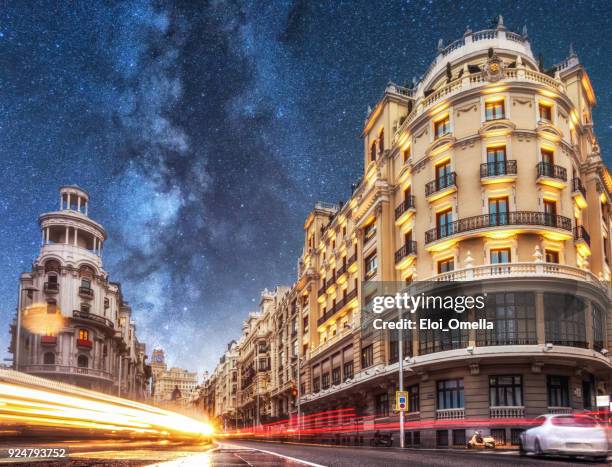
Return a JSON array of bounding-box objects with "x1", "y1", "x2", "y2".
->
[
  {"x1": 596, "y1": 395, "x2": 610, "y2": 407},
  {"x1": 396, "y1": 391, "x2": 408, "y2": 412}
]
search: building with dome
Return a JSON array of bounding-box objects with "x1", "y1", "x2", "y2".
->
[
  {"x1": 9, "y1": 186, "x2": 151, "y2": 399},
  {"x1": 199, "y1": 17, "x2": 611, "y2": 448}
]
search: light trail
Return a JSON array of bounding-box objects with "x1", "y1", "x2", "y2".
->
[{"x1": 0, "y1": 369, "x2": 213, "y2": 440}]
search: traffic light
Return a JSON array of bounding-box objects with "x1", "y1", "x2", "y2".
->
[{"x1": 291, "y1": 384, "x2": 298, "y2": 398}]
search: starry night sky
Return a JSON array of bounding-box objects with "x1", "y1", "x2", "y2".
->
[{"x1": 1, "y1": 1, "x2": 611, "y2": 376}]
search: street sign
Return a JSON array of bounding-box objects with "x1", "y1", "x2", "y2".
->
[
  {"x1": 596, "y1": 395, "x2": 610, "y2": 407},
  {"x1": 396, "y1": 390, "x2": 408, "y2": 412}
]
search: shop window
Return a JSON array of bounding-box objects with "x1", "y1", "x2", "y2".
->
[
  {"x1": 375, "y1": 393, "x2": 389, "y2": 417},
  {"x1": 43, "y1": 352, "x2": 55, "y2": 365}
]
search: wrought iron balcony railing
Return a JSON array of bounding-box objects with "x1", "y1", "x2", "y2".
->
[
  {"x1": 425, "y1": 172, "x2": 456, "y2": 197},
  {"x1": 394, "y1": 241, "x2": 417, "y2": 264},
  {"x1": 480, "y1": 160, "x2": 517, "y2": 178},
  {"x1": 574, "y1": 225, "x2": 591, "y2": 246},
  {"x1": 425, "y1": 211, "x2": 572, "y2": 244},
  {"x1": 572, "y1": 177, "x2": 586, "y2": 197},
  {"x1": 44, "y1": 282, "x2": 59, "y2": 293},
  {"x1": 394, "y1": 195, "x2": 416, "y2": 220},
  {"x1": 536, "y1": 162, "x2": 567, "y2": 181}
]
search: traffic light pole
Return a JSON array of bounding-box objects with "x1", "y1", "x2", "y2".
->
[{"x1": 398, "y1": 306, "x2": 404, "y2": 448}]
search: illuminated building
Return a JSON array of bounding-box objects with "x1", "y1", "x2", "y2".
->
[
  {"x1": 9, "y1": 186, "x2": 150, "y2": 399},
  {"x1": 201, "y1": 17, "x2": 612, "y2": 447},
  {"x1": 150, "y1": 348, "x2": 198, "y2": 407}
]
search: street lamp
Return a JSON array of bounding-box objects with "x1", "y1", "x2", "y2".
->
[
  {"x1": 14, "y1": 285, "x2": 38, "y2": 371},
  {"x1": 292, "y1": 353, "x2": 301, "y2": 440}
]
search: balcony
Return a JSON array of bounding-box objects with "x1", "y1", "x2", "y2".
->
[
  {"x1": 318, "y1": 285, "x2": 326, "y2": 297},
  {"x1": 547, "y1": 407, "x2": 572, "y2": 415},
  {"x1": 40, "y1": 335, "x2": 57, "y2": 346},
  {"x1": 336, "y1": 263, "x2": 348, "y2": 283},
  {"x1": 436, "y1": 408, "x2": 465, "y2": 420},
  {"x1": 76, "y1": 338, "x2": 93, "y2": 349},
  {"x1": 394, "y1": 196, "x2": 416, "y2": 226},
  {"x1": 347, "y1": 253, "x2": 358, "y2": 273},
  {"x1": 44, "y1": 282, "x2": 59, "y2": 294},
  {"x1": 574, "y1": 225, "x2": 591, "y2": 256},
  {"x1": 394, "y1": 241, "x2": 417, "y2": 270},
  {"x1": 490, "y1": 406, "x2": 525, "y2": 418},
  {"x1": 73, "y1": 310, "x2": 114, "y2": 330},
  {"x1": 316, "y1": 288, "x2": 358, "y2": 327},
  {"x1": 572, "y1": 178, "x2": 587, "y2": 208},
  {"x1": 536, "y1": 162, "x2": 567, "y2": 188},
  {"x1": 20, "y1": 364, "x2": 112, "y2": 381},
  {"x1": 480, "y1": 160, "x2": 517, "y2": 184},
  {"x1": 425, "y1": 211, "x2": 572, "y2": 246},
  {"x1": 79, "y1": 286, "x2": 94, "y2": 299},
  {"x1": 425, "y1": 173, "x2": 456, "y2": 201}
]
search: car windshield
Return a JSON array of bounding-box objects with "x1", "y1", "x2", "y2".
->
[{"x1": 551, "y1": 416, "x2": 598, "y2": 427}]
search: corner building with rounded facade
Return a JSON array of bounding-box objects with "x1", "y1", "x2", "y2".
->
[
  {"x1": 10, "y1": 186, "x2": 150, "y2": 399},
  {"x1": 294, "y1": 19, "x2": 612, "y2": 448}
]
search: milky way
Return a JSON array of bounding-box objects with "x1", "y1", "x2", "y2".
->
[{"x1": 1, "y1": 1, "x2": 611, "y2": 375}]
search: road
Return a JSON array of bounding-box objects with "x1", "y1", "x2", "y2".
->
[{"x1": 0, "y1": 439, "x2": 609, "y2": 465}]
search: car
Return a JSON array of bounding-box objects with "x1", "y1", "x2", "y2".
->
[{"x1": 520, "y1": 414, "x2": 608, "y2": 462}]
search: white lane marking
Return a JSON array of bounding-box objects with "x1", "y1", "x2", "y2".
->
[{"x1": 219, "y1": 443, "x2": 327, "y2": 467}]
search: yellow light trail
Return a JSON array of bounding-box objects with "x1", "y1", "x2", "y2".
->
[{"x1": 0, "y1": 369, "x2": 213, "y2": 439}]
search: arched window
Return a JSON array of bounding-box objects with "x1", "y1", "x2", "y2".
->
[
  {"x1": 43, "y1": 352, "x2": 55, "y2": 365},
  {"x1": 78, "y1": 329, "x2": 89, "y2": 340},
  {"x1": 45, "y1": 260, "x2": 60, "y2": 273},
  {"x1": 77, "y1": 355, "x2": 88, "y2": 368}
]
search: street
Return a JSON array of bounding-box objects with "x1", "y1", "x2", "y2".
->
[{"x1": 0, "y1": 438, "x2": 610, "y2": 466}]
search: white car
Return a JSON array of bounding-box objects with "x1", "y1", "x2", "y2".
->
[{"x1": 520, "y1": 414, "x2": 608, "y2": 461}]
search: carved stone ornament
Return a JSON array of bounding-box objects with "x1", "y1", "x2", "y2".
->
[{"x1": 484, "y1": 53, "x2": 505, "y2": 82}]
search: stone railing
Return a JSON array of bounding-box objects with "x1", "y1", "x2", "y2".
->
[
  {"x1": 21, "y1": 364, "x2": 113, "y2": 380},
  {"x1": 547, "y1": 406, "x2": 573, "y2": 414},
  {"x1": 490, "y1": 406, "x2": 525, "y2": 418},
  {"x1": 395, "y1": 67, "x2": 563, "y2": 143},
  {"x1": 436, "y1": 408, "x2": 465, "y2": 420}
]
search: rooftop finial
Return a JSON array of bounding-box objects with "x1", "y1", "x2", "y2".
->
[
  {"x1": 464, "y1": 25, "x2": 472, "y2": 35},
  {"x1": 522, "y1": 24, "x2": 528, "y2": 38},
  {"x1": 497, "y1": 15, "x2": 504, "y2": 28},
  {"x1": 569, "y1": 43, "x2": 576, "y2": 57},
  {"x1": 437, "y1": 38, "x2": 444, "y2": 52}
]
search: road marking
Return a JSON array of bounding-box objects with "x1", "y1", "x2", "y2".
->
[{"x1": 220, "y1": 443, "x2": 327, "y2": 467}]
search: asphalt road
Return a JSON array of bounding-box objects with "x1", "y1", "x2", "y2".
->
[
  {"x1": 0, "y1": 439, "x2": 609, "y2": 466},
  {"x1": 219, "y1": 440, "x2": 612, "y2": 467}
]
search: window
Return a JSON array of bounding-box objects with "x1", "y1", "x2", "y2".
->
[
  {"x1": 436, "y1": 208, "x2": 453, "y2": 238},
  {"x1": 343, "y1": 361, "x2": 353, "y2": 380},
  {"x1": 547, "y1": 375, "x2": 570, "y2": 407},
  {"x1": 544, "y1": 293, "x2": 586, "y2": 347},
  {"x1": 541, "y1": 148, "x2": 554, "y2": 166},
  {"x1": 437, "y1": 379, "x2": 464, "y2": 409},
  {"x1": 403, "y1": 146, "x2": 411, "y2": 163},
  {"x1": 363, "y1": 222, "x2": 376, "y2": 242},
  {"x1": 437, "y1": 257, "x2": 454, "y2": 274},
  {"x1": 77, "y1": 355, "x2": 89, "y2": 368},
  {"x1": 452, "y1": 429, "x2": 466, "y2": 446},
  {"x1": 313, "y1": 377, "x2": 320, "y2": 392},
  {"x1": 436, "y1": 430, "x2": 448, "y2": 446},
  {"x1": 539, "y1": 102, "x2": 552, "y2": 122},
  {"x1": 435, "y1": 161, "x2": 452, "y2": 188},
  {"x1": 388, "y1": 328, "x2": 412, "y2": 363},
  {"x1": 408, "y1": 384, "x2": 420, "y2": 413},
  {"x1": 485, "y1": 100, "x2": 505, "y2": 121},
  {"x1": 78, "y1": 329, "x2": 89, "y2": 341},
  {"x1": 543, "y1": 199, "x2": 557, "y2": 227},
  {"x1": 80, "y1": 302, "x2": 90, "y2": 313},
  {"x1": 434, "y1": 115, "x2": 450, "y2": 139},
  {"x1": 361, "y1": 344, "x2": 373, "y2": 369},
  {"x1": 486, "y1": 146, "x2": 507, "y2": 176},
  {"x1": 477, "y1": 293, "x2": 537, "y2": 346},
  {"x1": 378, "y1": 128, "x2": 384, "y2": 153},
  {"x1": 370, "y1": 142, "x2": 376, "y2": 162},
  {"x1": 303, "y1": 316, "x2": 308, "y2": 331},
  {"x1": 545, "y1": 249, "x2": 559, "y2": 264},
  {"x1": 364, "y1": 252, "x2": 378, "y2": 280},
  {"x1": 489, "y1": 197, "x2": 509, "y2": 225},
  {"x1": 43, "y1": 352, "x2": 55, "y2": 365},
  {"x1": 332, "y1": 367, "x2": 341, "y2": 386},
  {"x1": 81, "y1": 278, "x2": 91, "y2": 289},
  {"x1": 490, "y1": 375, "x2": 523, "y2": 406},
  {"x1": 47, "y1": 300, "x2": 57, "y2": 314},
  {"x1": 490, "y1": 248, "x2": 511, "y2": 264},
  {"x1": 375, "y1": 393, "x2": 389, "y2": 417},
  {"x1": 592, "y1": 305, "x2": 606, "y2": 352},
  {"x1": 322, "y1": 373, "x2": 330, "y2": 390}
]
